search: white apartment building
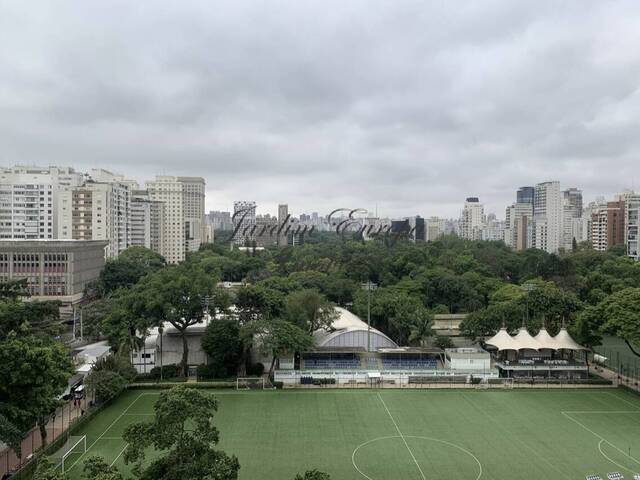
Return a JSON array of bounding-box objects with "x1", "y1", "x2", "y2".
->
[
  {"x1": 58, "y1": 180, "x2": 131, "y2": 258},
  {"x1": 460, "y1": 197, "x2": 485, "y2": 240},
  {"x1": 0, "y1": 166, "x2": 85, "y2": 239},
  {"x1": 505, "y1": 202, "x2": 533, "y2": 250},
  {"x1": 562, "y1": 188, "x2": 583, "y2": 250},
  {"x1": 130, "y1": 190, "x2": 165, "y2": 254},
  {"x1": 233, "y1": 201, "x2": 257, "y2": 246},
  {"x1": 626, "y1": 194, "x2": 639, "y2": 261},
  {"x1": 533, "y1": 181, "x2": 563, "y2": 253},
  {"x1": 146, "y1": 176, "x2": 205, "y2": 264},
  {"x1": 426, "y1": 217, "x2": 446, "y2": 241}
]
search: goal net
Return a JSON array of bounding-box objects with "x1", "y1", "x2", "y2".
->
[
  {"x1": 236, "y1": 377, "x2": 266, "y2": 390},
  {"x1": 503, "y1": 378, "x2": 515, "y2": 389},
  {"x1": 51, "y1": 435, "x2": 87, "y2": 473}
]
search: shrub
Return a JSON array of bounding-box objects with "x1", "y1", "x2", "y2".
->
[{"x1": 148, "y1": 364, "x2": 182, "y2": 380}]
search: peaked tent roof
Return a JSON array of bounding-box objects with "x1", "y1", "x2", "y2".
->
[
  {"x1": 553, "y1": 328, "x2": 587, "y2": 350},
  {"x1": 513, "y1": 327, "x2": 540, "y2": 351},
  {"x1": 534, "y1": 327, "x2": 558, "y2": 350},
  {"x1": 485, "y1": 327, "x2": 519, "y2": 351}
]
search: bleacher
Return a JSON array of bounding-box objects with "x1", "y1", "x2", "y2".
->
[
  {"x1": 381, "y1": 355, "x2": 437, "y2": 370},
  {"x1": 302, "y1": 353, "x2": 361, "y2": 370}
]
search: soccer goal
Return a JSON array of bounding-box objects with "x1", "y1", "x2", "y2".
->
[
  {"x1": 236, "y1": 377, "x2": 266, "y2": 390},
  {"x1": 503, "y1": 378, "x2": 515, "y2": 389},
  {"x1": 52, "y1": 435, "x2": 87, "y2": 473}
]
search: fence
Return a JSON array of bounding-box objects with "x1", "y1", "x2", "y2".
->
[{"x1": 0, "y1": 391, "x2": 94, "y2": 478}]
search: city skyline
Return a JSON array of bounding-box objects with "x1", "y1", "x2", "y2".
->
[{"x1": 2, "y1": 2, "x2": 640, "y2": 218}]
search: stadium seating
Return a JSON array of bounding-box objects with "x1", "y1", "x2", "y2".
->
[
  {"x1": 381, "y1": 356, "x2": 437, "y2": 370},
  {"x1": 302, "y1": 354, "x2": 360, "y2": 370}
]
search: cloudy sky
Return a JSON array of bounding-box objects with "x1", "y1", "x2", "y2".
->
[{"x1": 1, "y1": 1, "x2": 639, "y2": 218}]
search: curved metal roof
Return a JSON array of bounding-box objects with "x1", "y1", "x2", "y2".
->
[{"x1": 313, "y1": 307, "x2": 398, "y2": 349}]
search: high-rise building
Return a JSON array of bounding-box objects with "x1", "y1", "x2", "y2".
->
[
  {"x1": 426, "y1": 217, "x2": 446, "y2": 241},
  {"x1": 533, "y1": 181, "x2": 563, "y2": 253},
  {"x1": 146, "y1": 176, "x2": 205, "y2": 263},
  {"x1": 460, "y1": 197, "x2": 485, "y2": 240},
  {"x1": 517, "y1": 186, "x2": 535, "y2": 206},
  {"x1": 0, "y1": 166, "x2": 85, "y2": 239},
  {"x1": 481, "y1": 214, "x2": 506, "y2": 242},
  {"x1": 562, "y1": 188, "x2": 583, "y2": 250},
  {"x1": 626, "y1": 194, "x2": 639, "y2": 261},
  {"x1": 130, "y1": 190, "x2": 165, "y2": 254},
  {"x1": 277, "y1": 204, "x2": 290, "y2": 246},
  {"x1": 232, "y1": 201, "x2": 257, "y2": 246},
  {"x1": 505, "y1": 202, "x2": 533, "y2": 251},
  {"x1": 208, "y1": 211, "x2": 232, "y2": 231}
]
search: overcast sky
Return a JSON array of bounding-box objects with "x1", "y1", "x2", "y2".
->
[{"x1": 1, "y1": 1, "x2": 639, "y2": 219}]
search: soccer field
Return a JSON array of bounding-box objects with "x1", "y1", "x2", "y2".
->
[{"x1": 60, "y1": 388, "x2": 640, "y2": 480}]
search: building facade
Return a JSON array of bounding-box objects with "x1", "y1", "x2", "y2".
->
[
  {"x1": 0, "y1": 166, "x2": 85, "y2": 240},
  {"x1": 625, "y1": 194, "x2": 639, "y2": 261},
  {"x1": 58, "y1": 180, "x2": 131, "y2": 258},
  {"x1": 0, "y1": 240, "x2": 107, "y2": 308},
  {"x1": 533, "y1": 181, "x2": 563, "y2": 253},
  {"x1": 146, "y1": 176, "x2": 205, "y2": 263},
  {"x1": 460, "y1": 197, "x2": 485, "y2": 240},
  {"x1": 232, "y1": 201, "x2": 257, "y2": 246}
]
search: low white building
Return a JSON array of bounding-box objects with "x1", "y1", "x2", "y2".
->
[{"x1": 444, "y1": 348, "x2": 491, "y2": 372}]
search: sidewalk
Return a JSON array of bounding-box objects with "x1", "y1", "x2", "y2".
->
[{"x1": 0, "y1": 393, "x2": 93, "y2": 478}]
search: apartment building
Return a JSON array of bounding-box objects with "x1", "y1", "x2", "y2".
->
[
  {"x1": 0, "y1": 166, "x2": 85, "y2": 240},
  {"x1": 146, "y1": 176, "x2": 205, "y2": 263}
]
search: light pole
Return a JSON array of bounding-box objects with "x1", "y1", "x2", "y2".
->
[{"x1": 361, "y1": 281, "x2": 378, "y2": 352}]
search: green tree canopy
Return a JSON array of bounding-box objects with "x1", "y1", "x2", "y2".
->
[{"x1": 123, "y1": 386, "x2": 240, "y2": 480}]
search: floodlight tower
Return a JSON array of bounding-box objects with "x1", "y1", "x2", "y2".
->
[{"x1": 361, "y1": 281, "x2": 378, "y2": 351}]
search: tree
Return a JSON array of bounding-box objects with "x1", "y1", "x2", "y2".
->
[
  {"x1": 0, "y1": 299, "x2": 62, "y2": 337},
  {"x1": 85, "y1": 369, "x2": 128, "y2": 405},
  {"x1": 97, "y1": 246, "x2": 166, "y2": 296},
  {"x1": 201, "y1": 320, "x2": 243, "y2": 378},
  {"x1": 33, "y1": 457, "x2": 66, "y2": 480},
  {"x1": 136, "y1": 265, "x2": 216, "y2": 376},
  {"x1": 294, "y1": 470, "x2": 331, "y2": 480},
  {"x1": 434, "y1": 335, "x2": 454, "y2": 349},
  {"x1": 123, "y1": 386, "x2": 240, "y2": 480},
  {"x1": 252, "y1": 319, "x2": 313, "y2": 376},
  {"x1": 408, "y1": 311, "x2": 435, "y2": 347},
  {"x1": 82, "y1": 456, "x2": 123, "y2": 480},
  {"x1": 0, "y1": 328, "x2": 74, "y2": 446},
  {"x1": 284, "y1": 289, "x2": 338, "y2": 333},
  {"x1": 0, "y1": 412, "x2": 23, "y2": 457},
  {"x1": 598, "y1": 288, "x2": 640, "y2": 356}
]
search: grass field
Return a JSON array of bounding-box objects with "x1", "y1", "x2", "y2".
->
[{"x1": 58, "y1": 388, "x2": 640, "y2": 480}]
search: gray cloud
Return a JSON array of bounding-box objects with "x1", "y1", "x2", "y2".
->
[{"x1": 1, "y1": 0, "x2": 640, "y2": 218}]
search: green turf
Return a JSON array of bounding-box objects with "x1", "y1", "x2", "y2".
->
[{"x1": 59, "y1": 388, "x2": 640, "y2": 480}]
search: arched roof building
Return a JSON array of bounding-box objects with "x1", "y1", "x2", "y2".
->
[{"x1": 313, "y1": 307, "x2": 398, "y2": 350}]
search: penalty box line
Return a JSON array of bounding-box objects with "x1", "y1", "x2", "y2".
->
[
  {"x1": 561, "y1": 411, "x2": 640, "y2": 468},
  {"x1": 377, "y1": 393, "x2": 427, "y2": 480},
  {"x1": 65, "y1": 393, "x2": 152, "y2": 472}
]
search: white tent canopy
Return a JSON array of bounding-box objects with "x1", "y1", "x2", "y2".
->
[
  {"x1": 554, "y1": 328, "x2": 587, "y2": 350},
  {"x1": 486, "y1": 326, "x2": 586, "y2": 351},
  {"x1": 485, "y1": 327, "x2": 519, "y2": 351},
  {"x1": 534, "y1": 327, "x2": 558, "y2": 350},
  {"x1": 513, "y1": 327, "x2": 540, "y2": 351}
]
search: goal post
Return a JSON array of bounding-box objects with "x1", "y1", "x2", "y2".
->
[
  {"x1": 503, "y1": 378, "x2": 515, "y2": 389},
  {"x1": 236, "y1": 377, "x2": 266, "y2": 390},
  {"x1": 51, "y1": 435, "x2": 87, "y2": 473}
]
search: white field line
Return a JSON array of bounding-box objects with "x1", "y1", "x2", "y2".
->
[
  {"x1": 563, "y1": 411, "x2": 638, "y2": 414},
  {"x1": 377, "y1": 393, "x2": 426, "y2": 480},
  {"x1": 65, "y1": 394, "x2": 144, "y2": 472},
  {"x1": 561, "y1": 411, "x2": 640, "y2": 468},
  {"x1": 110, "y1": 443, "x2": 128, "y2": 467},
  {"x1": 603, "y1": 391, "x2": 640, "y2": 410},
  {"x1": 598, "y1": 439, "x2": 636, "y2": 475},
  {"x1": 460, "y1": 394, "x2": 572, "y2": 480}
]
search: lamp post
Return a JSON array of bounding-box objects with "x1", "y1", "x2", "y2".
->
[{"x1": 361, "y1": 281, "x2": 378, "y2": 352}]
